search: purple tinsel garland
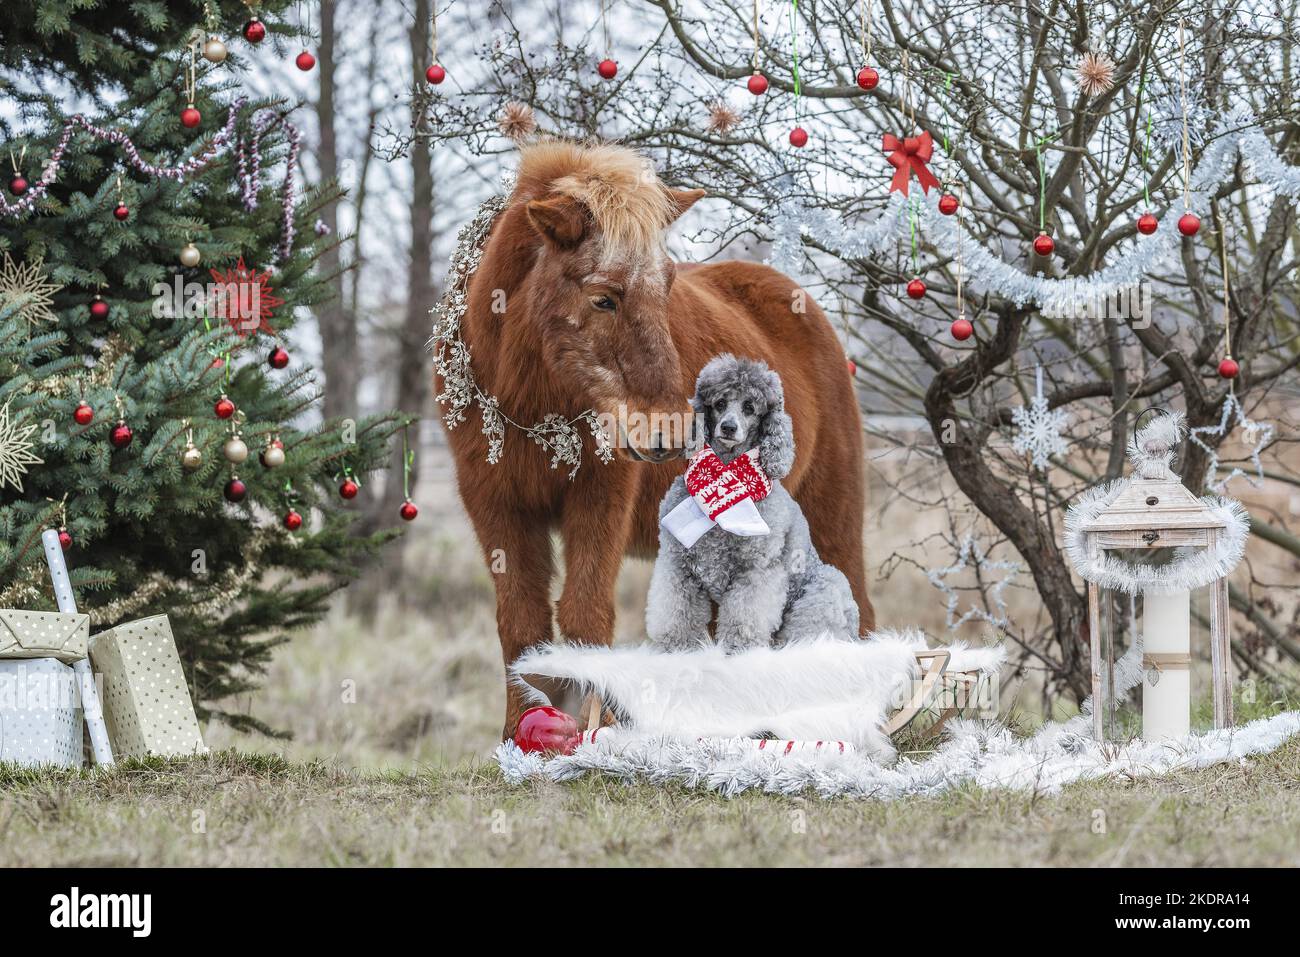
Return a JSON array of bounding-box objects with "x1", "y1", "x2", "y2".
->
[{"x1": 3, "y1": 96, "x2": 302, "y2": 263}]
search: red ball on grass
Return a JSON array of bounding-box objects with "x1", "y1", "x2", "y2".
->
[{"x1": 514, "y1": 706, "x2": 580, "y2": 755}]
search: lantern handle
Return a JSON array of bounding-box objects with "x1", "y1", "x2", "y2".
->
[{"x1": 1132, "y1": 406, "x2": 1180, "y2": 472}]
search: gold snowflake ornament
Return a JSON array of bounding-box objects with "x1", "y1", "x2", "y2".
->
[
  {"x1": 1075, "y1": 52, "x2": 1116, "y2": 97},
  {"x1": 0, "y1": 252, "x2": 62, "y2": 330},
  {"x1": 0, "y1": 398, "x2": 43, "y2": 492}
]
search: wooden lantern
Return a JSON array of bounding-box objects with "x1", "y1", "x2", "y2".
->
[{"x1": 1066, "y1": 413, "x2": 1247, "y2": 742}]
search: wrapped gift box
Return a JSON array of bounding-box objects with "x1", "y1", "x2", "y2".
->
[
  {"x1": 0, "y1": 609, "x2": 89, "y2": 663},
  {"x1": 0, "y1": 658, "x2": 85, "y2": 767},
  {"x1": 88, "y1": 614, "x2": 208, "y2": 759}
]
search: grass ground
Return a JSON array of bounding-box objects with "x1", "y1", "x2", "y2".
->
[
  {"x1": 5, "y1": 443, "x2": 1297, "y2": 867},
  {"x1": 1, "y1": 741, "x2": 1297, "y2": 867}
]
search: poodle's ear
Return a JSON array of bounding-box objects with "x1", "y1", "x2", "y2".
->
[{"x1": 758, "y1": 407, "x2": 795, "y2": 480}]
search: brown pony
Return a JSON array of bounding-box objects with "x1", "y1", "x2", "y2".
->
[{"x1": 436, "y1": 141, "x2": 872, "y2": 736}]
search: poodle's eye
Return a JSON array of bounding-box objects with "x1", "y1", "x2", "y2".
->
[
  {"x1": 589, "y1": 295, "x2": 616, "y2": 312},
  {"x1": 742, "y1": 400, "x2": 755, "y2": 415},
  {"x1": 713, "y1": 399, "x2": 727, "y2": 412}
]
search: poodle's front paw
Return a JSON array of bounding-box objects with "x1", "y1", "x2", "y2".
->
[
  {"x1": 715, "y1": 620, "x2": 773, "y2": 653},
  {"x1": 650, "y1": 628, "x2": 711, "y2": 653}
]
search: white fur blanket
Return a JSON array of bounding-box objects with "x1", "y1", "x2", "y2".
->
[
  {"x1": 500, "y1": 631, "x2": 1300, "y2": 799},
  {"x1": 510, "y1": 629, "x2": 1004, "y2": 763}
]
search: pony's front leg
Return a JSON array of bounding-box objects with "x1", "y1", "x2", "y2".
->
[
  {"x1": 465, "y1": 500, "x2": 556, "y2": 739},
  {"x1": 715, "y1": 566, "x2": 789, "y2": 652},
  {"x1": 556, "y1": 469, "x2": 637, "y2": 650}
]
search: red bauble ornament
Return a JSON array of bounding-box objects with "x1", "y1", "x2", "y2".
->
[
  {"x1": 514, "y1": 706, "x2": 580, "y2": 755},
  {"x1": 215, "y1": 396, "x2": 236, "y2": 420},
  {"x1": 598, "y1": 58, "x2": 618, "y2": 79},
  {"x1": 938, "y1": 193, "x2": 959, "y2": 216},
  {"x1": 399, "y1": 500, "x2": 419, "y2": 522},
  {"x1": 9, "y1": 176, "x2": 27, "y2": 196},
  {"x1": 113, "y1": 204, "x2": 130, "y2": 222},
  {"x1": 339, "y1": 478, "x2": 359, "y2": 500},
  {"x1": 856, "y1": 66, "x2": 879, "y2": 90},
  {"x1": 1218, "y1": 357, "x2": 1240, "y2": 379},
  {"x1": 789, "y1": 126, "x2": 808, "y2": 148},
  {"x1": 1137, "y1": 212, "x2": 1158, "y2": 235},
  {"x1": 58, "y1": 529, "x2": 73, "y2": 551},
  {"x1": 223, "y1": 477, "x2": 248, "y2": 503},
  {"x1": 906, "y1": 277, "x2": 927, "y2": 300},
  {"x1": 747, "y1": 72, "x2": 768, "y2": 95},
  {"x1": 951, "y1": 318, "x2": 974, "y2": 341},
  {"x1": 180, "y1": 107, "x2": 201, "y2": 128},
  {"x1": 1033, "y1": 232, "x2": 1055, "y2": 257},
  {"x1": 110, "y1": 421, "x2": 133, "y2": 449},
  {"x1": 89, "y1": 297, "x2": 109, "y2": 320},
  {"x1": 425, "y1": 64, "x2": 446, "y2": 84},
  {"x1": 268, "y1": 346, "x2": 290, "y2": 369},
  {"x1": 243, "y1": 18, "x2": 266, "y2": 43},
  {"x1": 74, "y1": 401, "x2": 94, "y2": 426},
  {"x1": 1178, "y1": 212, "x2": 1201, "y2": 237},
  {"x1": 296, "y1": 51, "x2": 316, "y2": 71},
  {"x1": 283, "y1": 509, "x2": 304, "y2": 531}
]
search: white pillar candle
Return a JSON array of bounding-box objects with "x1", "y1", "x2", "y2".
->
[{"x1": 1142, "y1": 588, "x2": 1191, "y2": 742}]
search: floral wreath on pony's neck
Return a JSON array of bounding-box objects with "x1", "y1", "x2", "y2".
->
[{"x1": 430, "y1": 191, "x2": 614, "y2": 479}]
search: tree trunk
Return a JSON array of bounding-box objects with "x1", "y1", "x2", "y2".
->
[{"x1": 313, "y1": 0, "x2": 359, "y2": 424}]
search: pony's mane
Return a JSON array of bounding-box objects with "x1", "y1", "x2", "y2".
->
[{"x1": 514, "y1": 139, "x2": 673, "y2": 252}]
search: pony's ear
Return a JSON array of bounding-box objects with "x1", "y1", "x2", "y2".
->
[
  {"x1": 757, "y1": 408, "x2": 795, "y2": 481},
  {"x1": 665, "y1": 188, "x2": 706, "y2": 224},
  {"x1": 526, "y1": 195, "x2": 587, "y2": 248}
]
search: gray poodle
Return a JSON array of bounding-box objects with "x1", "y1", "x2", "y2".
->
[{"x1": 646, "y1": 355, "x2": 861, "y2": 651}]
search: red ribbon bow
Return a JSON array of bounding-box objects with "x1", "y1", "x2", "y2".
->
[{"x1": 882, "y1": 131, "x2": 941, "y2": 196}]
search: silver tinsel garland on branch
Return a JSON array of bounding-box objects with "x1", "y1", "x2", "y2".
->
[{"x1": 768, "y1": 108, "x2": 1300, "y2": 314}]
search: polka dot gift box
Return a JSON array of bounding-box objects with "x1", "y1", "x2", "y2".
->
[
  {"x1": 88, "y1": 615, "x2": 208, "y2": 759},
  {"x1": 0, "y1": 609, "x2": 89, "y2": 663},
  {"x1": 0, "y1": 658, "x2": 85, "y2": 767}
]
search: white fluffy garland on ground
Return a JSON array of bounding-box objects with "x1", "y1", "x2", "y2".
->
[
  {"x1": 496, "y1": 710, "x2": 1300, "y2": 800},
  {"x1": 768, "y1": 107, "x2": 1300, "y2": 312}
]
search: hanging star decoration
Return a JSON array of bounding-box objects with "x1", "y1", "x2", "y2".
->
[
  {"x1": 1075, "y1": 51, "x2": 1116, "y2": 97},
  {"x1": 0, "y1": 252, "x2": 62, "y2": 330},
  {"x1": 926, "y1": 534, "x2": 1023, "y2": 632},
  {"x1": 207, "y1": 258, "x2": 283, "y2": 339},
  {"x1": 1011, "y1": 367, "x2": 1070, "y2": 470},
  {"x1": 1188, "y1": 391, "x2": 1273, "y2": 492},
  {"x1": 0, "y1": 398, "x2": 43, "y2": 492}
]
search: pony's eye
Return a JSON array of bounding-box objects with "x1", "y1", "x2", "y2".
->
[
  {"x1": 590, "y1": 295, "x2": 616, "y2": 312},
  {"x1": 742, "y1": 401, "x2": 755, "y2": 415}
]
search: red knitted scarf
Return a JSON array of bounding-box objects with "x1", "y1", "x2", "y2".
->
[{"x1": 685, "y1": 447, "x2": 771, "y2": 521}]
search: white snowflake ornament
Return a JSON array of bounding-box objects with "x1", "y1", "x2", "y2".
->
[{"x1": 1011, "y1": 366, "x2": 1069, "y2": 470}]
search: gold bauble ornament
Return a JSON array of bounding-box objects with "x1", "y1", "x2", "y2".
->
[
  {"x1": 180, "y1": 242, "x2": 201, "y2": 267},
  {"x1": 181, "y1": 444, "x2": 203, "y2": 471},
  {"x1": 260, "y1": 443, "x2": 286, "y2": 468},
  {"x1": 223, "y1": 435, "x2": 249, "y2": 464},
  {"x1": 203, "y1": 36, "x2": 228, "y2": 63}
]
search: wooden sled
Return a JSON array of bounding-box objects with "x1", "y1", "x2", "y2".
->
[{"x1": 579, "y1": 650, "x2": 982, "y2": 748}]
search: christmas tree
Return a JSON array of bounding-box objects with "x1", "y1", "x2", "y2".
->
[{"x1": 0, "y1": 1, "x2": 405, "y2": 731}]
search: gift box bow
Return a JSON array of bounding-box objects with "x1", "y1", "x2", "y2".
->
[{"x1": 0, "y1": 609, "x2": 90, "y2": 663}]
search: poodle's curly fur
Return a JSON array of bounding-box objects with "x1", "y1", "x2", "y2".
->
[{"x1": 647, "y1": 355, "x2": 861, "y2": 651}]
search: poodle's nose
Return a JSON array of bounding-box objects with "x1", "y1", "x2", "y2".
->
[{"x1": 718, "y1": 419, "x2": 738, "y2": 438}]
